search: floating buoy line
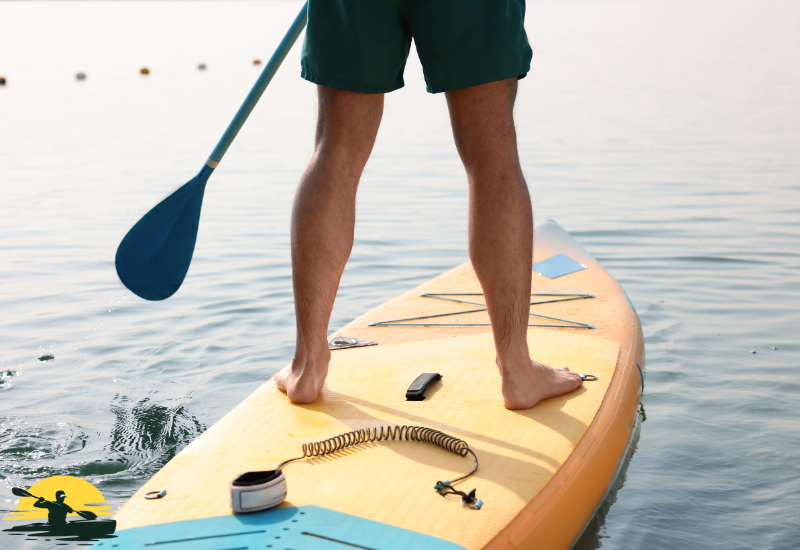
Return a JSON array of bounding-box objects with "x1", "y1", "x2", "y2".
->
[{"x1": 0, "y1": 58, "x2": 276, "y2": 85}]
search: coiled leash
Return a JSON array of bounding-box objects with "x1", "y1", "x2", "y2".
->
[
  {"x1": 230, "y1": 425, "x2": 482, "y2": 514},
  {"x1": 280, "y1": 425, "x2": 482, "y2": 510}
]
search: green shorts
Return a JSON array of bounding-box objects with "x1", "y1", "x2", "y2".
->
[{"x1": 300, "y1": 0, "x2": 533, "y2": 94}]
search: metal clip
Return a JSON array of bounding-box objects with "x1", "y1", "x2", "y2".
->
[
  {"x1": 328, "y1": 336, "x2": 378, "y2": 350},
  {"x1": 461, "y1": 498, "x2": 483, "y2": 510}
]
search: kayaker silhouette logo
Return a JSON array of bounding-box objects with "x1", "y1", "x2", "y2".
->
[{"x1": 3, "y1": 475, "x2": 116, "y2": 543}]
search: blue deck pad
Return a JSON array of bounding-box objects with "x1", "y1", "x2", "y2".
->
[
  {"x1": 104, "y1": 505, "x2": 466, "y2": 550},
  {"x1": 533, "y1": 253, "x2": 587, "y2": 279}
]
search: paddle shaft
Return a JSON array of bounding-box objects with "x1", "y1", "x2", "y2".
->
[
  {"x1": 206, "y1": 2, "x2": 308, "y2": 168},
  {"x1": 114, "y1": 2, "x2": 308, "y2": 301},
  {"x1": 12, "y1": 488, "x2": 97, "y2": 520}
]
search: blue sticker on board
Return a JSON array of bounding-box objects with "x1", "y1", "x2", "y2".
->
[{"x1": 533, "y1": 253, "x2": 587, "y2": 279}]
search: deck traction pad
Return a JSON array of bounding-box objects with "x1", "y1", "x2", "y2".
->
[{"x1": 108, "y1": 505, "x2": 465, "y2": 549}]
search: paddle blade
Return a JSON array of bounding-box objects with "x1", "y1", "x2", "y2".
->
[
  {"x1": 115, "y1": 165, "x2": 213, "y2": 300},
  {"x1": 12, "y1": 487, "x2": 34, "y2": 499},
  {"x1": 76, "y1": 510, "x2": 98, "y2": 521}
]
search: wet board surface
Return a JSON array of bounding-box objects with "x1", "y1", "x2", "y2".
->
[{"x1": 112, "y1": 220, "x2": 644, "y2": 550}]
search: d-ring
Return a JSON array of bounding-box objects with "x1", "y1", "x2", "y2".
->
[{"x1": 145, "y1": 489, "x2": 167, "y2": 500}]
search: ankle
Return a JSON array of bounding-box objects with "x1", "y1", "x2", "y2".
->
[
  {"x1": 495, "y1": 346, "x2": 531, "y2": 371},
  {"x1": 292, "y1": 343, "x2": 331, "y2": 372}
]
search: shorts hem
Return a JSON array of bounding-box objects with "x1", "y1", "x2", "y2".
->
[
  {"x1": 301, "y1": 69, "x2": 404, "y2": 95},
  {"x1": 426, "y1": 65, "x2": 532, "y2": 94}
]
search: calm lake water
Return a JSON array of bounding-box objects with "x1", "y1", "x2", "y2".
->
[{"x1": 1, "y1": 1, "x2": 799, "y2": 548}]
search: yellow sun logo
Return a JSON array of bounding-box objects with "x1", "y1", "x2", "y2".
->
[{"x1": 4, "y1": 475, "x2": 113, "y2": 522}]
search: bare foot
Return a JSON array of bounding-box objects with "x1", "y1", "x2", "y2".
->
[
  {"x1": 498, "y1": 356, "x2": 583, "y2": 410},
  {"x1": 274, "y1": 349, "x2": 330, "y2": 404}
]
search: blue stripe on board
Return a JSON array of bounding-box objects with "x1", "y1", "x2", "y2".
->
[
  {"x1": 637, "y1": 363, "x2": 645, "y2": 394},
  {"x1": 623, "y1": 287, "x2": 637, "y2": 313},
  {"x1": 105, "y1": 505, "x2": 466, "y2": 550}
]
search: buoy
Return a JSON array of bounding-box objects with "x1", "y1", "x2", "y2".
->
[
  {"x1": 140, "y1": 67, "x2": 150, "y2": 75},
  {"x1": 198, "y1": 63, "x2": 207, "y2": 71},
  {"x1": 76, "y1": 72, "x2": 86, "y2": 80},
  {"x1": 253, "y1": 59, "x2": 261, "y2": 65},
  {"x1": 0, "y1": 76, "x2": 6, "y2": 86}
]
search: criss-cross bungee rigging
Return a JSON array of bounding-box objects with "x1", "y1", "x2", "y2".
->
[{"x1": 370, "y1": 293, "x2": 595, "y2": 329}]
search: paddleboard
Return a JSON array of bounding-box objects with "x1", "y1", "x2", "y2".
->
[{"x1": 111, "y1": 219, "x2": 644, "y2": 549}]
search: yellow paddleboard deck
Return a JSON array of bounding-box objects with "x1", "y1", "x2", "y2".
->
[{"x1": 112, "y1": 220, "x2": 644, "y2": 550}]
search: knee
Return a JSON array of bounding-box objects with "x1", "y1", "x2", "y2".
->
[
  {"x1": 314, "y1": 130, "x2": 377, "y2": 167},
  {"x1": 447, "y1": 79, "x2": 519, "y2": 172},
  {"x1": 453, "y1": 131, "x2": 521, "y2": 178},
  {"x1": 314, "y1": 87, "x2": 383, "y2": 166},
  {"x1": 451, "y1": 112, "x2": 520, "y2": 170}
]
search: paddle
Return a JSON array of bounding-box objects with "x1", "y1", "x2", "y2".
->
[
  {"x1": 115, "y1": 3, "x2": 309, "y2": 300},
  {"x1": 12, "y1": 487, "x2": 98, "y2": 521}
]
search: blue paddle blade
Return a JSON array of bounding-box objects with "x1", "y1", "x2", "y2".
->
[{"x1": 115, "y1": 165, "x2": 213, "y2": 300}]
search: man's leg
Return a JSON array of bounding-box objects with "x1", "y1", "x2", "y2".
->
[
  {"x1": 276, "y1": 86, "x2": 384, "y2": 404},
  {"x1": 445, "y1": 78, "x2": 583, "y2": 410}
]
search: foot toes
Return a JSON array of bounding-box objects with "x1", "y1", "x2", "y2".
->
[{"x1": 274, "y1": 367, "x2": 289, "y2": 391}]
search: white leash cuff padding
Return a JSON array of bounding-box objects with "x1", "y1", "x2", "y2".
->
[{"x1": 230, "y1": 470, "x2": 287, "y2": 513}]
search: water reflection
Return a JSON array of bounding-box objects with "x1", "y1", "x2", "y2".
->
[
  {"x1": 574, "y1": 409, "x2": 644, "y2": 549},
  {"x1": 108, "y1": 396, "x2": 206, "y2": 476}
]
